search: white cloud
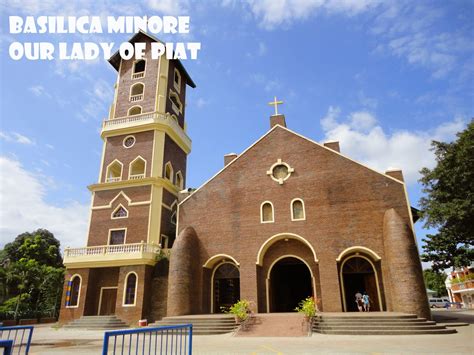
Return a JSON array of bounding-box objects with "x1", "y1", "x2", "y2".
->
[
  {"x1": 147, "y1": 0, "x2": 189, "y2": 14},
  {"x1": 257, "y1": 42, "x2": 267, "y2": 56},
  {"x1": 29, "y1": 85, "x2": 51, "y2": 98},
  {"x1": 195, "y1": 97, "x2": 209, "y2": 108},
  {"x1": 0, "y1": 132, "x2": 35, "y2": 145},
  {"x1": 320, "y1": 106, "x2": 466, "y2": 184},
  {"x1": 0, "y1": 156, "x2": 89, "y2": 249}
]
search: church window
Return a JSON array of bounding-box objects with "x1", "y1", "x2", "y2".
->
[
  {"x1": 169, "y1": 90, "x2": 183, "y2": 114},
  {"x1": 291, "y1": 199, "x2": 305, "y2": 221},
  {"x1": 106, "y1": 160, "x2": 123, "y2": 182},
  {"x1": 171, "y1": 212, "x2": 177, "y2": 225},
  {"x1": 123, "y1": 272, "x2": 137, "y2": 306},
  {"x1": 175, "y1": 171, "x2": 184, "y2": 189},
  {"x1": 128, "y1": 106, "x2": 142, "y2": 116},
  {"x1": 130, "y1": 83, "x2": 144, "y2": 102},
  {"x1": 261, "y1": 201, "x2": 274, "y2": 223},
  {"x1": 123, "y1": 135, "x2": 135, "y2": 148},
  {"x1": 132, "y1": 60, "x2": 146, "y2": 79},
  {"x1": 267, "y1": 159, "x2": 294, "y2": 185},
  {"x1": 112, "y1": 205, "x2": 128, "y2": 219},
  {"x1": 160, "y1": 234, "x2": 169, "y2": 248},
  {"x1": 67, "y1": 275, "x2": 81, "y2": 307},
  {"x1": 109, "y1": 229, "x2": 126, "y2": 245},
  {"x1": 129, "y1": 156, "x2": 146, "y2": 179},
  {"x1": 173, "y1": 68, "x2": 181, "y2": 93},
  {"x1": 164, "y1": 162, "x2": 173, "y2": 182}
]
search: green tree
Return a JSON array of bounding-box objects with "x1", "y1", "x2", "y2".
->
[
  {"x1": 419, "y1": 120, "x2": 474, "y2": 272},
  {"x1": 423, "y1": 269, "x2": 448, "y2": 297}
]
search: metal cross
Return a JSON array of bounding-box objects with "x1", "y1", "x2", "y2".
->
[{"x1": 268, "y1": 96, "x2": 283, "y2": 115}]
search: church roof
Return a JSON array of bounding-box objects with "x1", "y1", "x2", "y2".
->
[{"x1": 108, "y1": 30, "x2": 196, "y2": 88}]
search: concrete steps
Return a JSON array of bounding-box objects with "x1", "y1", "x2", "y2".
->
[
  {"x1": 313, "y1": 313, "x2": 457, "y2": 335},
  {"x1": 63, "y1": 315, "x2": 129, "y2": 330},
  {"x1": 149, "y1": 314, "x2": 238, "y2": 335},
  {"x1": 237, "y1": 313, "x2": 310, "y2": 337}
]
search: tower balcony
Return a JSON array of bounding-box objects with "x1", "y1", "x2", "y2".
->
[
  {"x1": 63, "y1": 242, "x2": 168, "y2": 268},
  {"x1": 101, "y1": 111, "x2": 191, "y2": 153}
]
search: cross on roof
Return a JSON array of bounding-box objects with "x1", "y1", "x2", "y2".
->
[{"x1": 268, "y1": 96, "x2": 283, "y2": 116}]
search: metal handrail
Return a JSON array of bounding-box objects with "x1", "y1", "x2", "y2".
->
[{"x1": 0, "y1": 325, "x2": 34, "y2": 355}]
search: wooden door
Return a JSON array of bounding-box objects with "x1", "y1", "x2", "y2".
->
[{"x1": 99, "y1": 288, "x2": 117, "y2": 315}]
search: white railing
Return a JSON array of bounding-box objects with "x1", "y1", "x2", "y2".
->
[
  {"x1": 130, "y1": 173, "x2": 145, "y2": 180},
  {"x1": 106, "y1": 177, "x2": 121, "y2": 183},
  {"x1": 102, "y1": 111, "x2": 191, "y2": 148},
  {"x1": 132, "y1": 72, "x2": 145, "y2": 79},
  {"x1": 130, "y1": 94, "x2": 143, "y2": 102},
  {"x1": 64, "y1": 242, "x2": 161, "y2": 258}
]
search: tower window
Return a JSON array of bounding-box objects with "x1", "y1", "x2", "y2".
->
[
  {"x1": 291, "y1": 199, "x2": 305, "y2": 221},
  {"x1": 123, "y1": 272, "x2": 137, "y2": 306},
  {"x1": 175, "y1": 171, "x2": 184, "y2": 189},
  {"x1": 169, "y1": 91, "x2": 183, "y2": 114},
  {"x1": 128, "y1": 106, "x2": 142, "y2": 116},
  {"x1": 164, "y1": 162, "x2": 173, "y2": 182},
  {"x1": 129, "y1": 156, "x2": 146, "y2": 179},
  {"x1": 261, "y1": 201, "x2": 274, "y2": 223},
  {"x1": 123, "y1": 135, "x2": 136, "y2": 148},
  {"x1": 67, "y1": 275, "x2": 81, "y2": 307},
  {"x1": 173, "y1": 68, "x2": 181, "y2": 93},
  {"x1": 106, "y1": 160, "x2": 123, "y2": 182},
  {"x1": 132, "y1": 60, "x2": 146, "y2": 79},
  {"x1": 109, "y1": 229, "x2": 126, "y2": 245},
  {"x1": 171, "y1": 212, "x2": 177, "y2": 225},
  {"x1": 130, "y1": 83, "x2": 144, "y2": 102},
  {"x1": 112, "y1": 205, "x2": 128, "y2": 219}
]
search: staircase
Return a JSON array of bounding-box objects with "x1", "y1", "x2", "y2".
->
[
  {"x1": 236, "y1": 313, "x2": 310, "y2": 337},
  {"x1": 312, "y1": 312, "x2": 457, "y2": 335},
  {"x1": 63, "y1": 315, "x2": 128, "y2": 330},
  {"x1": 149, "y1": 314, "x2": 238, "y2": 335}
]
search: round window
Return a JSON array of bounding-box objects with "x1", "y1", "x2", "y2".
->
[
  {"x1": 123, "y1": 136, "x2": 135, "y2": 148},
  {"x1": 272, "y1": 164, "x2": 289, "y2": 180}
]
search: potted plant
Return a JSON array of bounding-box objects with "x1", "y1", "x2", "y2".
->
[
  {"x1": 295, "y1": 296, "x2": 318, "y2": 321},
  {"x1": 226, "y1": 300, "x2": 251, "y2": 323}
]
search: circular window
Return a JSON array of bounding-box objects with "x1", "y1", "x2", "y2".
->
[
  {"x1": 267, "y1": 159, "x2": 294, "y2": 184},
  {"x1": 272, "y1": 164, "x2": 289, "y2": 180},
  {"x1": 123, "y1": 135, "x2": 136, "y2": 148}
]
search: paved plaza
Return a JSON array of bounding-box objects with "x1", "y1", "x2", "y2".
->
[{"x1": 28, "y1": 310, "x2": 473, "y2": 354}]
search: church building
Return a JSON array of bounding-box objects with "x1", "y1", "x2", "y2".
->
[{"x1": 59, "y1": 31, "x2": 430, "y2": 327}]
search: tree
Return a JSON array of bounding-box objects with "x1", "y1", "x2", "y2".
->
[
  {"x1": 419, "y1": 119, "x2": 474, "y2": 272},
  {"x1": 423, "y1": 269, "x2": 447, "y2": 297}
]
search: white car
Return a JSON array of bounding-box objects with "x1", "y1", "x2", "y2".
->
[{"x1": 428, "y1": 298, "x2": 450, "y2": 308}]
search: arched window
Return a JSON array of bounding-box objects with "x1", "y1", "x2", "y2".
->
[
  {"x1": 123, "y1": 273, "x2": 137, "y2": 306},
  {"x1": 133, "y1": 60, "x2": 146, "y2": 78},
  {"x1": 291, "y1": 199, "x2": 305, "y2": 221},
  {"x1": 68, "y1": 275, "x2": 81, "y2": 307},
  {"x1": 175, "y1": 171, "x2": 184, "y2": 189},
  {"x1": 129, "y1": 156, "x2": 146, "y2": 179},
  {"x1": 173, "y1": 68, "x2": 181, "y2": 93},
  {"x1": 128, "y1": 106, "x2": 142, "y2": 116},
  {"x1": 169, "y1": 91, "x2": 183, "y2": 114},
  {"x1": 130, "y1": 83, "x2": 144, "y2": 102},
  {"x1": 261, "y1": 201, "x2": 274, "y2": 223},
  {"x1": 106, "y1": 160, "x2": 123, "y2": 182},
  {"x1": 112, "y1": 205, "x2": 128, "y2": 219},
  {"x1": 164, "y1": 162, "x2": 173, "y2": 182}
]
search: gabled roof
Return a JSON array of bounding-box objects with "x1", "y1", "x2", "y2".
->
[
  {"x1": 108, "y1": 30, "x2": 196, "y2": 88},
  {"x1": 180, "y1": 124, "x2": 405, "y2": 206}
]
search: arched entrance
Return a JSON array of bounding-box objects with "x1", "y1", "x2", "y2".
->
[
  {"x1": 269, "y1": 257, "x2": 313, "y2": 312},
  {"x1": 212, "y1": 262, "x2": 240, "y2": 313},
  {"x1": 340, "y1": 256, "x2": 381, "y2": 311}
]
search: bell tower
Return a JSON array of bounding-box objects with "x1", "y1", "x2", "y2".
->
[{"x1": 60, "y1": 31, "x2": 195, "y2": 326}]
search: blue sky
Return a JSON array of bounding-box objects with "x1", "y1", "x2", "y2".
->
[{"x1": 0, "y1": 1, "x2": 473, "y2": 263}]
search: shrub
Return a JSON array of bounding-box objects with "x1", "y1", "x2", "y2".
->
[
  {"x1": 226, "y1": 300, "x2": 251, "y2": 322},
  {"x1": 295, "y1": 296, "x2": 317, "y2": 318}
]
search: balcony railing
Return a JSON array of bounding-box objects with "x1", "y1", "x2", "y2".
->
[
  {"x1": 130, "y1": 173, "x2": 145, "y2": 180},
  {"x1": 451, "y1": 280, "x2": 474, "y2": 292},
  {"x1": 64, "y1": 242, "x2": 163, "y2": 267},
  {"x1": 132, "y1": 72, "x2": 145, "y2": 79},
  {"x1": 130, "y1": 94, "x2": 143, "y2": 102},
  {"x1": 102, "y1": 111, "x2": 191, "y2": 149},
  {"x1": 106, "y1": 177, "x2": 121, "y2": 183}
]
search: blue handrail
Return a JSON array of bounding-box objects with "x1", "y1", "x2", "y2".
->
[
  {"x1": 102, "y1": 324, "x2": 193, "y2": 355},
  {"x1": 0, "y1": 326, "x2": 34, "y2": 355},
  {"x1": 0, "y1": 339, "x2": 13, "y2": 355}
]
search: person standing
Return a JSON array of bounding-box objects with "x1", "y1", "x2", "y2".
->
[
  {"x1": 355, "y1": 291, "x2": 363, "y2": 312},
  {"x1": 363, "y1": 292, "x2": 370, "y2": 312}
]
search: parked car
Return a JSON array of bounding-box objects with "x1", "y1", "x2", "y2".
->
[{"x1": 428, "y1": 298, "x2": 450, "y2": 308}]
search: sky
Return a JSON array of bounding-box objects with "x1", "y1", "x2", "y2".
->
[{"x1": 0, "y1": 1, "x2": 473, "y2": 265}]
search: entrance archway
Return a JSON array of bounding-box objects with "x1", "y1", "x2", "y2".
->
[
  {"x1": 212, "y1": 262, "x2": 240, "y2": 313},
  {"x1": 269, "y1": 257, "x2": 313, "y2": 312},
  {"x1": 340, "y1": 256, "x2": 381, "y2": 311}
]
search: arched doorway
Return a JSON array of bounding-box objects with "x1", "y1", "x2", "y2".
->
[
  {"x1": 340, "y1": 256, "x2": 381, "y2": 311},
  {"x1": 212, "y1": 263, "x2": 240, "y2": 313},
  {"x1": 269, "y1": 257, "x2": 313, "y2": 312}
]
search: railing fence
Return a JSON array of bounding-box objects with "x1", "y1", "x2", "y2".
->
[
  {"x1": 0, "y1": 326, "x2": 34, "y2": 355},
  {"x1": 102, "y1": 324, "x2": 192, "y2": 355}
]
